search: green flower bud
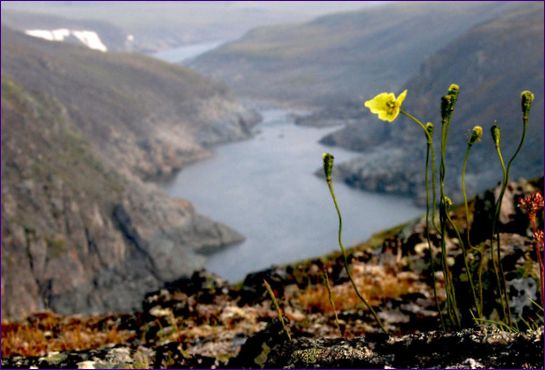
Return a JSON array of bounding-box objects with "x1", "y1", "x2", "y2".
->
[
  {"x1": 491, "y1": 125, "x2": 501, "y2": 147},
  {"x1": 322, "y1": 152, "x2": 334, "y2": 182},
  {"x1": 521, "y1": 90, "x2": 534, "y2": 118},
  {"x1": 441, "y1": 95, "x2": 452, "y2": 120},
  {"x1": 448, "y1": 83, "x2": 460, "y2": 97},
  {"x1": 441, "y1": 84, "x2": 460, "y2": 121},
  {"x1": 443, "y1": 196, "x2": 453, "y2": 209},
  {"x1": 424, "y1": 122, "x2": 434, "y2": 142},
  {"x1": 425, "y1": 122, "x2": 434, "y2": 135},
  {"x1": 448, "y1": 83, "x2": 460, "y2": 106},
  {"x1": 468, "y1": 125, "x2": 483, "y2": 145}
]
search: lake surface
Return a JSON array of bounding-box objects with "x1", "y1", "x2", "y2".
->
[
  {"x1": 163, "y1": 110, "x2": 423, "y2": 281},
  {"x1": 152, "y1": 40, "x2": 224, "y2": 63}
]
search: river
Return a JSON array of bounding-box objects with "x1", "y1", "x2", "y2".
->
[
  {"x1": 162, "y1": 109, "x2": 423, "y2": 282},
  {"x1": 152, "y1": 40, "x2": 225, "y2": 63}
]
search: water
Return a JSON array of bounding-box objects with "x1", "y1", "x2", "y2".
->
[
  {"x1": 163, "y1": 109, "x2": 423, "y2": 281},
  {"x1": 152, "y1": 40, "x2": 224, "y2": 63}
]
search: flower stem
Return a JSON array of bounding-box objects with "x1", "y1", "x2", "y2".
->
[
  {"x1": 400, "y1": 110, "x2": 427, "y2": 131},
  {"x1": 426, "y1": 141, "x2": 445, "y2": 329},
  {"x1": 461, "y1": 143, "x2": 483, "y2": 319},
  {"x1": 492, "y1": 141, "x2": 512, "y2": 326},
  {"x1": 401, "y1": 110, "x2": 446, "y2": 325},
  {"x1": 326, "y1": 179, "x2": 387, "y2": 334},
  {"x1": 446, "y1": 209, "x2": 481, "y2": 320},
  {"x1": 401, "y1": 110, "x2": 439, "y2": 230},
  {"x1": 438, "y1": 94, "x2": 461, "y2": 327},
  {"x1": 491, "y1": 119, "x2": 527, "y2": 326}
]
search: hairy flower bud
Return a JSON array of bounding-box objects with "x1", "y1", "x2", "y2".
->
[
  {"x1": 425, "y1": 122, "x2": 434, "y2": 135},
  {"x1": 448, "y1": 83, "x2": 460, "y2": 97},
  {"x1": 447, "y1": 83, "x2": 460, "y2": 107},
  {"x1": 441, "y1": 95, "x2": 452, "y2": 120},
  {"x1": 491, "y1": 125, "x2": 501, "y2": 147},
  {"x1": 468, "y1": 125, "x2": 483, "y2": 145},
  {"x1": 441, "y1": 84, "x2": 460, "y2": 121},
  {"x1": 521, "y1": 90, "x2": 535, "y2": 119},
  {"x1": 322, "y1": 152, "x2": 334, "y2": 182},
  {"x1": 424, "y1": 122, "x2": 434, "y2": 141}
]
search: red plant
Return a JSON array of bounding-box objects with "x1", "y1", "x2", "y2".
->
[{"x1": 518, "y1": 192, "x2": 544, "y2": 302}]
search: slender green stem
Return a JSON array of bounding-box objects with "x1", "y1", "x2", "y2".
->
[
  {"x1": 430, "y1": 141, "x2": 439, "y2": 232},
  {"x1": 477, "y1": 245, "x2": 486, "y2": 316},
  {"x1": 492, "y1": 142, "x2": 512, "y2": 326},
  {"x1": 491, "y1": 121, "x2": 527, "y2": 326},
  {"x1": 326, "y1": 180, "x2": 387, "y2": 333},
  {"x1": 426, "y1": 141, "x2": 445, "y2": 329},
  {"x1": 438, "y1": 101, "x2": 461, "y2": 327},
  {"x1": 461, "y1": 143, "x2": 482, "y2": 319},
  {"x1": 401, "y1": 110, "x2": 438, "y2": 230},
  {"x1": 461, "y1": 143, "x2": 473, "y2": 248},
  {"x1": 401, "y1": 110, "x2": 427, "y2": 131},
  {"x1": 440, "y1": 144, "x2": 454, "y2": 323},
  {"x1": 402, "y1": 110, "x2": 452, "y2": 324},
  {"x1": 446, "y1": 211, "x2": 481, "y2": 319}
]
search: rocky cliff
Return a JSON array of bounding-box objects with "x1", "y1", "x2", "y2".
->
[{"x1": 1, "y1": 28, "x2": 260, "y2": 320}]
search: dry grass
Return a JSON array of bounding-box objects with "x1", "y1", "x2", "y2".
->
[
  {"x1": 295, "y1": 262, "x2": 430, "y2": 313},
  {"x1": 2, "y1": 312, "x2": 135, "y2": 358}
]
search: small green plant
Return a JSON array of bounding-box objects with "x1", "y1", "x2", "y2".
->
[
  {"x1": 322, "y1": 152, "x2": 387, "y2": 333},
  {"x1": 352, "y1": 85, "x2": 539, "y2": 330},
  {"x1": 461, "y1": 125, "x2": 484, "y2": 318}
]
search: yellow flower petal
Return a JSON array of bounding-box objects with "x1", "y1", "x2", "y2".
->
[
  {"x1": 396, "y1": 89, "x2": 408, "y2": 106},
  {"x1": 364, "y1": 90, "x2": 408, "y2": 123},
  {"x1": 364, "y1": 92, "x2": 395, "y2": 114}
]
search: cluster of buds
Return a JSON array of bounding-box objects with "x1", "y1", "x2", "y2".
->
[
  {"x1": 440, "y1": 83, "x2": 460, "y2": 120},
  {"x1": 518, "y1": 192, "x2": 544, "y2": 216}
]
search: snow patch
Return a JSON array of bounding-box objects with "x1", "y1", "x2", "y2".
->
[
  {"x1": 72, "y1": 30, "x2": 108, "y2": 52},
  {"x1": 25, "y1": 29, "x2": 108, "y2": 52}
]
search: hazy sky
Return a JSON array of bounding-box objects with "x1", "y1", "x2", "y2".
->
[{"x1": 2, "y1": 1, "x2": 390, "y2": 47}]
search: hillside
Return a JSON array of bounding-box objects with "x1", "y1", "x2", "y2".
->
[
  {"x1": 1, "y1": 28, "x2": 259, "y2": 319},
  {"x1": 2, "y1": 27, "x2": 260, "y2": 181},
  {"x1": 191, "y1": 2, "x2": 520, "y2": 108},
  {"x1": 1, "y1": 2, "x2": 375, "y2": 53},
  {"x1": 1, "y1": 10, "x2": 129, "y2": 51},
  {"x1": 322, "y1": 5, "x2": 544, "y2": 203}
]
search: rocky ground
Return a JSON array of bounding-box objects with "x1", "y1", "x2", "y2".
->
[{"x1": 2, "y1": 179, "x2": 543, "y2": 369}]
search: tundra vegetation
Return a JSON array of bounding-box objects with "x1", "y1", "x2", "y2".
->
[{"x1": 323, "y1": 85, "x2": 543, "y2": 332}]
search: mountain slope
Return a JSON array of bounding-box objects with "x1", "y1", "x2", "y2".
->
[
  {"x1": 1, "y1": 10, "x2": 129, "y2": 51},
  {"x1": 1, "y1": 2, "x2": 377, "y2": 53},
  {"x1": 192, "y1": 2, "x2": 520, "y2": 108},
  {"x1": 1, "y1": 29, "x2": 258, "y2": 319},
  {"x1": 2, "y1": 27, "x2": 260, "y2": 181},
  {"x1": 323, "y1": 5, "x2": 544, "y2": 202}
]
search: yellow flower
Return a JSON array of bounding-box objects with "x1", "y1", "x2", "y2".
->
[{"x1": 364, "y1": 90, "x2": 407, "y2": 122}]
